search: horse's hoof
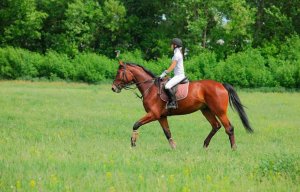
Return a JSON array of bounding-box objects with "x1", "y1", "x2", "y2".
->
[
  {"x1": 131, "y1": 138, "x2": 136, "y2": 147},
  {"x1": 232, "y1": 144, "x2": 237, "y2": 151},
  {"x1": 171, "y1": 144, "x2": 176, "y2": 149},
  {"x1": 169, "y1": 138, "x2": 176, "y2": 149}
]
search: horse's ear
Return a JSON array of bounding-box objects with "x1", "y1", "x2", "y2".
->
[{"x1": 119, "y1": 60, "x2": 124, "y2": 65}]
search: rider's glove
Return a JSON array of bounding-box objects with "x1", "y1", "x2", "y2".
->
[{"x1": 159, "y1": 70, "x2": 168, "y2": 79}]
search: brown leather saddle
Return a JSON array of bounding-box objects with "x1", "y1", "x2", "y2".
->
[{"x1": 158, "y1": 77, "x2": 189, "y2": 102}]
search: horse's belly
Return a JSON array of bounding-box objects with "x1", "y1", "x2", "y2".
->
[{"x1": 170, "y1": 99, "x2": 205, "y2": 115}]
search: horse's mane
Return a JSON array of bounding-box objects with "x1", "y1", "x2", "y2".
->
[{"x1": 125, "y1": 62, "x2": 156, "y2": 78}]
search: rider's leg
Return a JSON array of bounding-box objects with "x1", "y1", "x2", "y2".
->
[
  {"x1": 164, "y1": 75, "x2": 185, "y2": 109},
  {"x1": 164, "y1": 88, "x2": 177, "y2": 109}
]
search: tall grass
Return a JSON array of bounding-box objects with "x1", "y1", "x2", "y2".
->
[{"x1": 0, "y1": 81, "x2": 299, "y2": 191}]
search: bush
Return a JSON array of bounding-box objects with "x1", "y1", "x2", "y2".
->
[
  {"x1": 0, "y1": 47, "x2": 40, "y2": 79},
  {"x1": 215, "y1": 49, "x2": 274, "y2": 87},
  {"x1": 185, "y1": 51, "x2": 218, "y2": 80},
  {"x1": 146, "y1": 56, "x2": 169, "y2": 76},
  {"x1": 38, "y1": 51, "x2": 75, "y2": 80},
  {"x1": 0, "y1": 45, "x2": 299, "y2": 88},
  {"x1": 73, "y1": 53, "x2": 116, "y2": 83},
  {"x1": 264, "y1": 35, "x2": 300, "y2": 88},
  {"x1": 268, "y1": 59, "x2": 298, "y2": 88}
]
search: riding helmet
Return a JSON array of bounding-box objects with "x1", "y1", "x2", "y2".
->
[{"x1": 171, "y1": 38, "x2": 183, "y2": 47}]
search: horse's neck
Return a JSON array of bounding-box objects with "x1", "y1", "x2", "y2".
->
[{"x1": 129, "y1": 67, "x2": 155, "y2": 95}]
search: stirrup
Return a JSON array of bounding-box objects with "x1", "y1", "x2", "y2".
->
[{"x1": 166, "y1": 101, "x2": 177, "y2": 109}]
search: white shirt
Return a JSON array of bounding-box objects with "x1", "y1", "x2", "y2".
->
[{"x1": 172, "y1": 48, "x2": 185, "y2": 76}]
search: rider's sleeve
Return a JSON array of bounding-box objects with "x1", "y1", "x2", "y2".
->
[{"x1": 172, "y1": 52, "x2": 182, "y2": 62}]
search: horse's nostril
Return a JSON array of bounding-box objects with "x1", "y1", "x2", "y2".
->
[{"x1": 112, "y1": 87, "x2": 115, "y2": 92}]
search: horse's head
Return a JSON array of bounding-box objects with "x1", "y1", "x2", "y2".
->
[{"x1": 112, "y1": 61, "x2": 135, "y2": 93}]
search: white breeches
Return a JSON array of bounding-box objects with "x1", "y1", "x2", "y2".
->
[{"x1": 165, "y1": 74, "x2": 186, "y2": 89}]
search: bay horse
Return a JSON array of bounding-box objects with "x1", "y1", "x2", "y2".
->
[{"x1": 111, "y1": 61, "x2": 253, "y2": 150}]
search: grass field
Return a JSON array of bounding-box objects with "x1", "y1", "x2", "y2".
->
[{"x1": 0, "y1": 81, "x2": 299, "y2": 192}]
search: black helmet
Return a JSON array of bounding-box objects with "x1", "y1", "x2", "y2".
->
[{"x1": 171, "y1": 38, "x2": 183, "y2": 47}]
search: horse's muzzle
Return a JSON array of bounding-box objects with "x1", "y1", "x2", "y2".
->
[{"x1": 111, "y1": 84, "x2": 121, "y2": 93}]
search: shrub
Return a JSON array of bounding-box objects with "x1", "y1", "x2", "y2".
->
[
  {"x1": 215, "y1": 49, "x2": 274, "y2": 87},
  {"x1": 268, "y1": 58, "x2": 298, "y2": 88},
  {"x1": 185, "y1": 51, "x2": 218, "y2": 80},
  {"x1": 38, "y1": 51, "x2": 75, "y2": 80},
  {"x1": 0, "y1": 47, "x2": 39, "y2": 79},
  {"x1": 265, "y1": 35, "x2": 300, "y2": 88},
  {"x1": 146, "y1": 56, "x2": 169, "y2": 76},
  {"x1": 0, "y1": 45, "x2": 299, "y2": 88},
  {"x1": 73, "y1": 53, "x2": 115, "y2": 83}
]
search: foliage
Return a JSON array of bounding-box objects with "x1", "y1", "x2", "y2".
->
[
  {"x1": 0, "y1": 0, "x2": 299, "y2": 87},
  {"x1": 215, "y1": 49, "x2": 274, "y2": 87},
  {"x1": 1, "y1": 37, "x2": 300, "y2": 88},
  {"x1": 73, "y1": 53, "x2": 116, "y2": 83},
  {"x1": 0, "y1": 0, "x2": 48, "y2": 50},
  {"x1": 0, "y1": 47, "x2": 40, "y2": 79},
  {"x1": 1, "y1": 0, "x2": 299, "y2": 60}
]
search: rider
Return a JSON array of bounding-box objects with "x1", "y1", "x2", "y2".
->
[{"x1": 160, "y1": 38, "x2": 186, "y2": 109}]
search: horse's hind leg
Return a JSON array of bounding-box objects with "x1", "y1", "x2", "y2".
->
[
  {"x1": 158, "y1": 117, "x2": 176, "y2": 149},
  {"x1": 201, "y1": 108, "x2": 221, "y2": 148},
  {"x1": 217, "y1": 114, "x2": 237, "y2": 150}
]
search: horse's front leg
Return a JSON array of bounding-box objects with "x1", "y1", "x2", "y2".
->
[
  {"x1": 131, "y1": 112, "x2": 157, "y2": 147},
  {"x1": 158, "y1": 117, "x2": 176, "y2": 149}
]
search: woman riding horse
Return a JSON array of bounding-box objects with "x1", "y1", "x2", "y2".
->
[{"x1": 112, "y1": 57, "x2": 253, "y2": 150}]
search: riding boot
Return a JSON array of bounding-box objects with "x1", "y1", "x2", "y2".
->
[{"x1": 165, "y1": 88, "x2": 177, "y2": 109}]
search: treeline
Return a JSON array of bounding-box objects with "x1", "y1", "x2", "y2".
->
[
  {"x1": 1, "y1": 35, "x2": 299, "y2": 88},
  {"x1": 0, "y1": 0, "x2": 299, "y2": 59},
  {"x1": 0, "y1": 0, "x2": 299, "y2": 88}
]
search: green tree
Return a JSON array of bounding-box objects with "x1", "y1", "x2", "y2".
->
[
  {"x1": 99, "y1": 0, "x2": 127, "y2": 57},
  {"x1": 179, "y1": 0, "x2": 255, "y2": 59},
  {"x1": 63, "y1": 0, "x2": 103, "y2": 56},
  {"x1": 0, "y1": 0, "x2": 47, "y2": 51},
  {"x1": 248, "y1": 0, "x2": 300, "y2": 47}
]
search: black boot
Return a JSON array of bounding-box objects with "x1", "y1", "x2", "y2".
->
[{"x1": 165, "y1": 88, "x2": 177, "y2": 109}]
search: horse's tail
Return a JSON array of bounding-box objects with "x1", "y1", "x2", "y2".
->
[{"x1": 222, "y1": 83, "x2": 254, "y2": 133}]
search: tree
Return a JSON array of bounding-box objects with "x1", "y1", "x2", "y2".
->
[
  {"x1": 179, "y1": 0, "x2": 255, "y2": 59},
  {"x1": 99, "y1": 0, "x2": 127, "y2": 57},
  {"x1": 0, "y1": 0, "x2": 47, "y2": 51},
  {"x1": 63, "y1": 0, "x2": 103, "y2": 56},
  {"x1": 247, "y1": 0, "x2": 300, "y2": 47}
]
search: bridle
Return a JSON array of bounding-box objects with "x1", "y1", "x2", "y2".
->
[{"x1": 113, "y1": 63, "x2": 156, "y2": 98}]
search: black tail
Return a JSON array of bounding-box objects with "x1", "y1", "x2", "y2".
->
[{"x1": 223, "y1": 83, "x2": 254, "y2": 133}]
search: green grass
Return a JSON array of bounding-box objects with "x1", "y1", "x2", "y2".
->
[{"x1": 0, "y1": 81, "x2": 299, "y2": 192}]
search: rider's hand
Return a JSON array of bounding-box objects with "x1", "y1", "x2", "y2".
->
[{"x1": 159, "y1": 70, "x2": 168, "y2": 79}]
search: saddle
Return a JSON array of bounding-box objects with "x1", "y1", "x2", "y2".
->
[{"x1": 159, "y1": 77, "x2": 189, "y2": 102}]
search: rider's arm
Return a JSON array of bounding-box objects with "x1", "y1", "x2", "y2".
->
[
  {"x1": 166, "y1": 60, "x2": 177, "y2": 73},
  {"x1": 160, "y1": 59, "x2": 178, "y2": 78}
]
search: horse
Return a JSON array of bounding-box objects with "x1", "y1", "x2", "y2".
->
[{"x1": 111, "y1": 61, "x2": 253, "y2": 150}]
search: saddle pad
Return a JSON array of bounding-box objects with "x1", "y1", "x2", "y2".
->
[{"x1": 160, "y1": 82, "x2": 189, "y2": 102}]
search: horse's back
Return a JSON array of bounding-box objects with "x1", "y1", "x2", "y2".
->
[{"x1": 190, "y1": 79, "x2": 226, "y2": 94}]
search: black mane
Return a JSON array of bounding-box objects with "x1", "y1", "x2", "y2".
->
[{"x1": 125, "y1": 62, "x2": 156, "y2": 78}]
